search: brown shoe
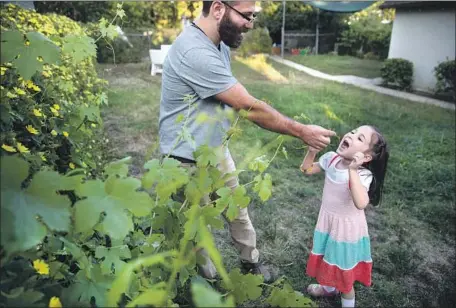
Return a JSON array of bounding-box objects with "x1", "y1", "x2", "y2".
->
[{"x1": 241, "y1": 259, "x2": 273, "y2": 283}]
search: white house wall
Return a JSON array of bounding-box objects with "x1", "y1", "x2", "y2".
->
[{"x1": 388, "y1": 8, "x2": 456, "y2": 92}]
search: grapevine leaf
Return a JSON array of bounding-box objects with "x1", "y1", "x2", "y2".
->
[
  {"x1": 185, "y1": 168, "x2": 212, "y2": 205},
  {"x1": 191, "y1": 282, "x2": 235, "y2": 307},
  {"x1": 142, "y1": 158, "x2": 189, "y2": 203},
  {"x1": 1, "y1": 156, "x2": 71, "y2": 255},
  {"x1": 266, "y1": 282, "x2": 314, "y2": 307},
  {"x1": 62, "y1": 34, "x2": 97, "y2": 64},
  {"x1": 3, "y1": 289, "x2": 43, "y2": 307},
  {"x1": 175, "y1": 114, "x2": 185, "y2": 123},
  {"x1": 140, "y1": 234, "x2": 165, "y2": 255},
  {"x1": 201, "y1": 206, "x2": 224, "y2": 230},
  {"x1": 226, "y1": 201, "x2": 239, "y2": 222},
  {"x1": 0, "y1": 31, "x2": 60, "y2": 79},
  {"x1": 221, "y1": 268, "x2": 263, "y2": 304},
  {"x1": 182, "y1": 127, "x2": 196, "y2": 149},
  {"x1": 216, "y1": 186, "x2": 250, "y2": 221},
  {"x1": 62, "y1": 266, "x2": 113, "y2": 307},
  {"x1": 248, "y1": 155, "x2": 269, "y2": 172},
  {"x1": 197, "y1": 217, "x2": 231, "y2": 286},
  {"x1": 95, "y1": 245, "x2": 131, "y2": 275},
  {"x1": 126, "y1": 283, "x2": 167, "y2": 308},
  {"x1": 253, "y1": 173, "x2": 272, "y2": 202},
  {"x1": 104, "y1": 156, "x2": 132, "y2": 178},
  {"x1": 74, "y1": 177, "x2": 153, "y2": 240},
  {"x1": 194, "y1": 145, "x2": 222, "y2": 168},
  {"x1": 98, "y1": 18, "x2": 118, "y2": 40}
]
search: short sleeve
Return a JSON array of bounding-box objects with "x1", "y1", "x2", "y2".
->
[
  {"x1": 179, "y1": 48, "x2": 238, "y2": 99},
  {"x1": 359, "y1": 169, "x2": 373, "y2": 190},
  {"x1": 318, "y1": 151, "x2": 337, "y2": 171}
]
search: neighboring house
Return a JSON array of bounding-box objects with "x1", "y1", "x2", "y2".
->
[{"x1": 380, "y1": 1, "x2": 456, "y2": 93}]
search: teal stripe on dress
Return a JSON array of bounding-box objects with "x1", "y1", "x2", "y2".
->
[{"x1": 311, "y1": 230, "x2": 372, "y2": 270}]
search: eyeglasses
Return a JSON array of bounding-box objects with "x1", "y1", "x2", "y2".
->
[{"x1": 221, "y1": 1, "x2": 256, "y2": 24}]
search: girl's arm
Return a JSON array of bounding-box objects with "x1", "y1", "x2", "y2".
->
[
  {"x1": 300, "y1": 148, "x2": 322, "y2": 175},
  {"x1": 348, "y1": 152, "x2": 370, "y2": 209}
]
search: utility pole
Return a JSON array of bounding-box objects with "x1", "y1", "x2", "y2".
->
[
  {"x1": 281, "y1": 0, "x2": 286, "y2": 58},
  {"x1": 315, "y1": 8, "x2": 320, "y2": 55}
]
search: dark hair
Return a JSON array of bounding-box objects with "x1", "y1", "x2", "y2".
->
[
  {"x1": 202, "y1": 1, "x2": 239, "y2": 16},
  {"x1": 363, "y1": 126, "x2": 389, "y2": 206}
]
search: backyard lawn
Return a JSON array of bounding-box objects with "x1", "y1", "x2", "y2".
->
[
  {"x1": 99, "y1": 58, "x2": 455, "y2": 308},
  {"x1": 284, "y1": 54, "x2": 384, "y2": 79}
]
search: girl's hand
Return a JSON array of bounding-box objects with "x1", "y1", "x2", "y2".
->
[{"x1": 349, "y1": 152, "x2": 365, "y2": 170}]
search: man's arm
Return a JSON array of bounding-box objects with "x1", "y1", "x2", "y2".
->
[{"x1": 215, "y1": 83, "x2": 336, "y2": 150}]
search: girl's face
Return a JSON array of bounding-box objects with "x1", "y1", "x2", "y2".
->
[{"x1": 337, "y1": 125, "x2": 375, "y2": 161}]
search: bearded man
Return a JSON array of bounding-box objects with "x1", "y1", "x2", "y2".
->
[{"x1": 158, "y1": 1, "x2": 335, "y2": 283}]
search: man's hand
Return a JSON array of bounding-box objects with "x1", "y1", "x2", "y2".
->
[{"x1": 299, "y1": 124, "x2": 336, "y2": 150}]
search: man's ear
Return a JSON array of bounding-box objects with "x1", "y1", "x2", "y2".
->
[{"x1": 211, "y1": 1, "x2": 226, "y2": 20}]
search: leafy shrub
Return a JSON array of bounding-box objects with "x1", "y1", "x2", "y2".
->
[
  {"x1": 381, "y1": 58, "x2": 413, "y2": 91},
  {"x1": 434, "y1": 59, "x2": 455, "y2": 99},
  {"x1": 0, "y1": 4, "x2": 107, "y2": 174},
  {"x1": 338, "y1": 1, "x2": 393, "y2": 60},
  {"x1": 364, "y1": 51, "x2": 381, "y2": 60},
  {"x1": 237, "y1": 27, "x2": 273, "y2": 57}
]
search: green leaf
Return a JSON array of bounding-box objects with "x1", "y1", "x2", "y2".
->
[
  {"x1": 62, "y1": 34, "x2": 97, "y2": 63},
  {"x1": 175, "y1": 113, "x2": 185, "y2": 123},
  {"x1": 98, "y1": 18, "x2": 118, "y2": 40},
  {"x1": 253, "y1": 173, "x2": 273, "y2": 202},
  {"x1": 0, "y1": 31, "x2": 60, "y2": 79},
  {"x1": 104, "y1": 156, "x2": 132, "y2": 178},
  {"x1": 194, "y1": 145, "x2": 222, "y2": 168},
  {"x1": 181, "y1": 127, "x2": 196, "y2": 149},
  {"x1": 266, "y1": 282, "x2": 314, "y2": 307},
  {"x1": 215, "y1": 186, "x2": 250, "y2": 221},
  {"x1": 185, "y1": 168, "x2": 212, "y2": 205},
  {"x1": 74, "y1": 177, "x2": 153, "y2": 240},
  {"x1": 62, "y1": 266, "x2": 113, "y2": 307},
  {"x1": 95, "y1": 245, "x2": 131, "y2": 275},
  {"x1": 1, "y1": 156, "x2": 71, "y2": 255},
  {"x1": 221, "y1": 268, "x2": 263, "y2": 304},
  {"x1": 142, "y1": 158, "x2": 189, "y2": 203},
  {"x1": 197, "y1": 217, "x2": 231, "y2": 289},
  {"x1": 248, "y1": 155, "x2": 269, "y2": 172},
  {"x1": 126, "y1": 283, "x2": 167, "y2": 308},
  {"x1": 3, "y1": 288, "x2": 44, "y2": 307},
  {"x1": 191, "y1": 282, "x2": 236, "y2": 307},
  {"x1": 201, "y1": 206, "x2": 224, "y2": 230},
  {"x1": 107, "y1": 251, "x2": 175, "y2": 307}
]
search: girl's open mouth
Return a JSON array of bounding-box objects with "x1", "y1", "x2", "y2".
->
[{"x1": 340, "y1": 140, "x2": 350, "y2": 149}]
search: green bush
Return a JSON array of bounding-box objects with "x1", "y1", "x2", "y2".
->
[
  {"x1": 0, "y1": 4, "x2": 107, "y2": 174},
  {"x1": 237, "y1": 27, "x2": 272, "y2": 57},
  {"x1": 364, "y1": 51, "x2": 381, "y2": 60},
  {"x1": 434, "y1": 59, "x2": 455, "y2": 100},
  {"x1": 381, "y1": 58, "x2": 414, "y2": 91},
  {"x1": 338, "y1": 1, "x2": 393, "y2": 60}
]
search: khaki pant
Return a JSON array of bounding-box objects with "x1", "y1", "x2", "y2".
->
[{"x1": 177, "y1": 147, "x2": 259, "y2": 268}]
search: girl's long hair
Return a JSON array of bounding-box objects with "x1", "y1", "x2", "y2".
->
[{"x1": 363, "y1": 126, "x2": 389, "y2": 206}]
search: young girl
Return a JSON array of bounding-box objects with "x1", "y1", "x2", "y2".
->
[{"x1": 300, "y1": 125, "x2": 389, "y2": 308}]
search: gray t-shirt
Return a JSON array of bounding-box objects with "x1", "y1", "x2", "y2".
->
[{"x1": 159, "y1": 24, "x2": 238, "y2": 161}]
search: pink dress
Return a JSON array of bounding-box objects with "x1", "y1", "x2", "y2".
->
[{"x1": 306, "y1": 152, "x2": 373, "y2": 293}]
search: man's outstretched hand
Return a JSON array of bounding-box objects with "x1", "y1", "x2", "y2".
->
[{"x1": 299, "y1": 124, "x2": 336, "y2": 150}]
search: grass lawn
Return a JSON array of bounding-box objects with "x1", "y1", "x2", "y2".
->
[
  {"x1": 284, "y1": 54, "x2": 383, "y2": 79},
  {"x1": 98, "y1": 58, "x2": 455, "y2": 308}
]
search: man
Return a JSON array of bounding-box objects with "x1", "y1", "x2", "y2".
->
[{"x1": 159, "y1": 1, "x2": 335, "y2": 283}]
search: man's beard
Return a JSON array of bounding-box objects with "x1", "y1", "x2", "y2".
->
[{"x1": 219, "y1": 13, "x2": 245, "y2": 48}]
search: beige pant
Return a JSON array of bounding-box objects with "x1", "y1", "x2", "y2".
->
[{"x1": 178, "y1": 147, "x2": 259, "y2": 264}]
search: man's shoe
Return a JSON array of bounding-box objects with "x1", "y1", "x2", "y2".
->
[{"x1": 241, "y1": 259, "x2": 273, "y2": 283}]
